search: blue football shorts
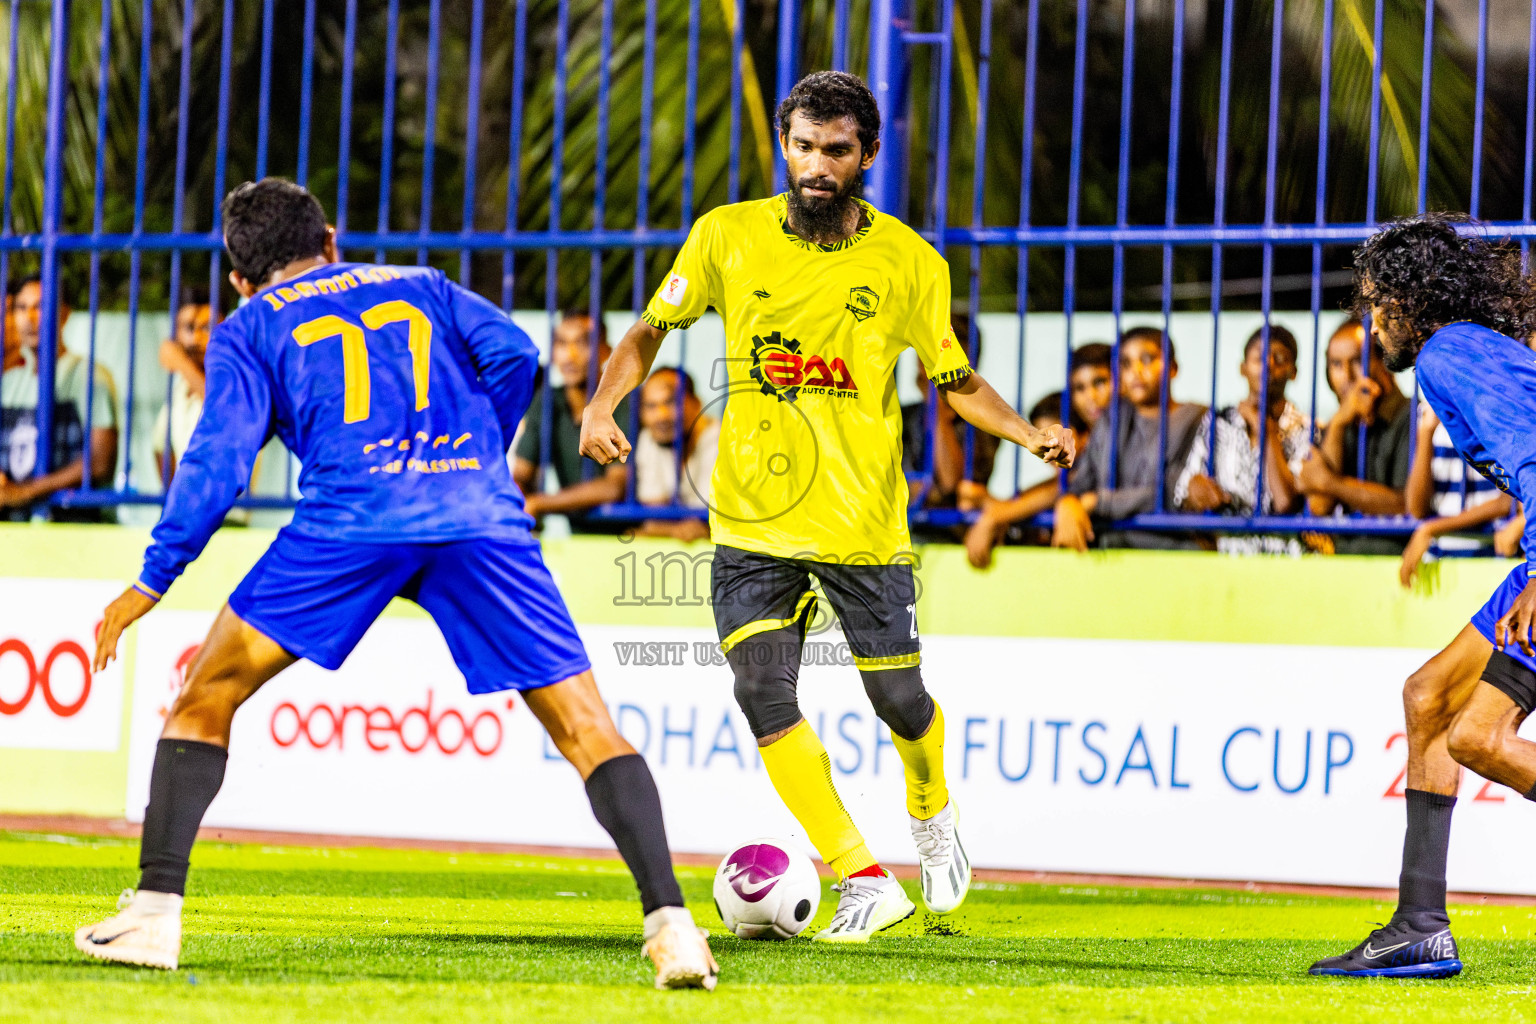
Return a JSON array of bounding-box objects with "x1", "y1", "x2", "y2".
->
[
  {"x1": 1470, "y1": 562, "x2": 1536, "y2": 712},
  {"x1": 228, "y1": 529, "x2": 591, "y2": 693}
]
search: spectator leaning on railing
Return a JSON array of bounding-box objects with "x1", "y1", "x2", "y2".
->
[
  {"x1": 1053, "y1": 326, "x2": 1206, "y2": 551},
  {"x1": 0, "y1": 275, "x2": 118, "y2": 522},
  {"x1": 1173, "y1": 324, "x2": 1311, "y2": 555},
  {"x1": 963, "y1": 343, "x2": 1110, "y2": 567},
  {"x1": 1298, "y1": 316, "x2": 1413, "y2": 554},
  {"x1": 964, "y1": 390, "x2": 1085, "y2": 567},
  {"x1": 1398, "y1": 400, "x2": 1514, "y2": 586},
  {"x1": 632, "y1": 366, "x2": 717, "y2": 543},
  {"x1": 151, "y1": 286, "x2": 218, "y2": 479},
  {"x1": 512, "y1": 311, "x2": 632, "y2": 532},
  {"x1": 1, "y1": 289, "x2": 18, "y2": 372},
  {"x1": 1064, "y1": 341, "x2": 1113, "y2": 440}
]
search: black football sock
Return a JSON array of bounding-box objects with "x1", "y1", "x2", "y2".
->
[
  {"x1": 137, "y1": 738, "x2": 228, "y2": 896},
  {"x1": 584, "y1": 753, "x2": 685, "y2": 916},
  {"x1": 1525, "y1": 780, "x2": 1536, "y2": 803},
  {"x1": 1395, "y1": 788, "x2": 1457, "y2": 921}
]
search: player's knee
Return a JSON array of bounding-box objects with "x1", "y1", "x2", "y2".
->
[
  {"x1": 545, "y1": 699, "x2": 621, "y2": 749},
  {"x1": 860, "y1": 666, "x2": 933, "y2": 742},
  {"x1": 729, "y1": 646, "x2": 800, "y2": 741},
  {"x1": 1402, "y1": 667, "x2": 1452, "y2": 733},
  {"x1": 1446, "y1": 711, "x2": 1500, "y2": 772},
  {"x1": 164, "y1": 679, "x2": 240, "y2": 741}
]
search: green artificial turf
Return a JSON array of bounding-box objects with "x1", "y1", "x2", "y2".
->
[{"x1": 3, "y1": 830, "x2": 1535, "y2": 1023}]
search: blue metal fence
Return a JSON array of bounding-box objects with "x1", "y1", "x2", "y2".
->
[{"x1": 6, "y1": 0, "x2": 1533, "y2": 543}]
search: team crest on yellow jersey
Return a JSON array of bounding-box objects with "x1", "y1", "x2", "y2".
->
[
  {"x1": 749, "y1": 331, "x2": 859, "y2": 402},
  {"x1": 845, "y1": 285, "x2": 880, "y2": 322}
]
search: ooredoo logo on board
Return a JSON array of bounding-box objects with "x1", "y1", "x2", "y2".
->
[
  {"x1": 269, "y1": 690, "x2": 504, "y2": 757},
  {"x1": 0, "y1": 579, "x2": 126, "y2": 751},
  {"x1": 0, "y1": 638, "x2": 92, "y2": 718}
]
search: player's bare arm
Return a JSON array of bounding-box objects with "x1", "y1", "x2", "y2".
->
[
  {"x1": 579, "y1": 319, "x2": 668, "y2": 465},
  {"x1": 940, "y1": 371, "x2": 1074, "y2": 469},
  {"x1": 93, "y1": 585, "x2": 159, "y2": 672}
]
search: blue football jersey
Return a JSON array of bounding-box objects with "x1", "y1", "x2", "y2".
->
[
  {"x1": 139, "y1": 262, "x2": 540, "y2": 596},
  {"x1": 1416, "y1": 321, "x2": 1536, "y2": 577}
]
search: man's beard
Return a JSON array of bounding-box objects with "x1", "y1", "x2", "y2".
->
[
  {"x1": 785, "y1": 168, "x2": 865, "y2": 241},
  {"x1": 1381, "y1": 334, "x2": 1424, "y2": 372}
]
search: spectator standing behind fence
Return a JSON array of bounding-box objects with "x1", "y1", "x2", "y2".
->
[
  {"x1": 964, "y1": 391, "x2": 1084, "y2": 566},
  {"x1": 1298, "y1": 317, "x2": 1412, "y2": 554},
  {"x1": 0, "y1": 275, "x2": 118, "y2": 522},
  {"x1": 151, "y1": 288, "x2": 217, "y2": 478},
  {"x1": 2, "y1": 290, "x2": 19, "y2": 372},
  {"x1": 632, "y1": 367, "x2": 717, "y2": 542},
  {"x1": 1053, "y1": 327, "x2": 1206, "y2": 551},
  {"x1": 1399, "y1": 401, "x2": 1513, "y2": 586},
  {"x1": 1064, "y1": 342, "x2": 1113, "y2": 440},
  {"x1": 1173, "y1": 324, "x2": 1310, "y2": 555},
  {"x1": 902, "y1": 313, "x2": 1000, "y2": 510},
  {"x1": 512, "y1": 311, "x2": 632, "y2": 531},
  {"x1": 964, "y1": 344, "x2": 1111, "y2": 567}
]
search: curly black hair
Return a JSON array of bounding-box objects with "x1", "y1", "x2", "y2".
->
[
  {"x1": 1352, "y1": 213, "x2": 1536, "y2": 353},
  {"x1": 776, "y1": 71, "x2": 881, "y2": 154},
  {"x1": 222, "y1": 178, "x2": 329, "y2": 287}
]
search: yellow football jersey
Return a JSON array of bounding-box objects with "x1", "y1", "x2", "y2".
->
[{"x1": 643, "y1": 194, "x2": 972, "y2": 563}]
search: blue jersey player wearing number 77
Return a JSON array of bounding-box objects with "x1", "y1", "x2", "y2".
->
[
  {"x1": 1311, "y1": 213, "x2": 1536, "y2": 979},
  {"x1": 76, "y1": 178, "x2": 718, "y2": 990}
]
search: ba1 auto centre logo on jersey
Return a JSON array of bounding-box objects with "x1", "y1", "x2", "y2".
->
[
  {"x1": 0, "y1": 579, "x2": 127, "y2": 751},
  {"x1": 748, "y1": 331, "x2": 859, "y2": 403}
]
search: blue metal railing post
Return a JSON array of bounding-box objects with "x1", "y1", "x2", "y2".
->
[
  {"x1": 1013, "y1": 0, "x2": 1040, "y2": 492},
  {"x1": 865, "y1": 0, "x2": 909, "y2": 215},
  {"x1": 1115, "y1": 0, "x2": 1137, "y2": 504},
  {"x1": 82, "y1": 0, "x2": 115, "y2": 500},
  {"x1": 773, "y1": 0, "x2": 801, "y2": 191},
  {"x1": 36, "y1": 0, "x2": 73, "y2": 501},
  {"x1": 164, "y1": 0, "x2": 196, "y2": 490}
]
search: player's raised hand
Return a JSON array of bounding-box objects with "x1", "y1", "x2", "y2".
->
[
  {"x1": 93, "y1": 586, "x2": 159, "y2": 673},
  {"x1": 1494, "y1": 579, "x2": 1536, "y2": 658},
  {"x1": 1029, "y1": 422, "x2": 1075, "y2": 468},
  {"x1": 579, "y1": 405, "x2": 632, "y2": 465}
]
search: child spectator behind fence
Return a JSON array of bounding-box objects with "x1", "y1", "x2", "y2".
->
[
  {"x1": 1174, "y1": 324, "x2": 1311, "y2": 555},
  {"x1": 152, "y1": 287, "x2": 216, "y2": 479},
  {"x1": 632, "y1": 366, "x2": 717, "y2": 542},
  {"x1": 1398, "y1": 401, "x2": 1512, "y2": 587},
  {"x1": 1053, "y1": 327, "x2": 1206, "y2": 551},
  {"x1": 964, "y1": 390, "x2": 1084, "y2": 567},
  {"x1": 963, "y1": 342, "x2": 1111, "y2": 567},
  {"x1": 1297, "y1": 317, "x2": 1413, "y2": 554}
]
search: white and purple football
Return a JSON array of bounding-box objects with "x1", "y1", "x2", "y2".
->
[{"x1": 712, "y1": 838, "x2": 822, "y2": 939}]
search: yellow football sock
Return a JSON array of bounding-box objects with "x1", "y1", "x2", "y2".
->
[
  {"x1": 759, "y1": 720, "x2": 876, "y2": 876},
  {"x1": 892, "y1": 701, "x2": 950, "y2": 820}
]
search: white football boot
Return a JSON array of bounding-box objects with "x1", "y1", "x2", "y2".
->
[
  {"x1": 74, "y1": 889, "x2": 183, "y2": 970},
  {"x1": 911, "y1": 802, "x2": 971, "y2": 914},
  {"x1": 641, "y1": 907, "x2": 719, "y2": 991},
  {"x1": 812, "y1": 870, "x2": 915, "y2": 943}
]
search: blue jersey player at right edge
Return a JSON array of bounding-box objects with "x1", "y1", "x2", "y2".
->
[
  {"x1": 75, "y1": 180, "x2": 718, "y2": 990},
  {"x1": 1311, "y1": 213, "x2": 1536, "y2": 979}
]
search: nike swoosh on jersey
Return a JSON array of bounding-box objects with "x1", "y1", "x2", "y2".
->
[
  {"x1": 88, "y1": 928, "x2": 138, "y2": 945},
  {"x1": 1362, "y1": 941, "x2": 1410, "y2": 959}
]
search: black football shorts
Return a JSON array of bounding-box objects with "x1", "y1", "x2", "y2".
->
[{"x1": 710, "y1": 544, "x2": 920, "y2": 671}]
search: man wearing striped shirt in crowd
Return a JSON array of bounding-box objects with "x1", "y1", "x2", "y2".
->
[{"x1": 1174, "y1": 324, "x2": 1311, "y2": 555}]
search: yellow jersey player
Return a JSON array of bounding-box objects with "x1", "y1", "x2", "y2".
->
[{"x1": 581, "y1": 71, "x2": 1073, "y2": 942}]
